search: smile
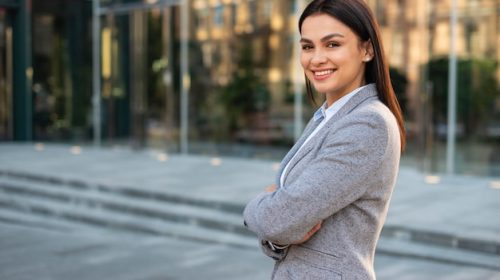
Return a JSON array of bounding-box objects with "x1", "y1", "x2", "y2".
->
[
  {"x1": 314, "y1": 69, "x2": 334, "y2": 76},
  {"x1": 312, "y1": 69, "x2": 335, "y2": 80}
]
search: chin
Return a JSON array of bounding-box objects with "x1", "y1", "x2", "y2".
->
[{"x1": 313, "y1": 84, "x2": 337, "y2": 94}]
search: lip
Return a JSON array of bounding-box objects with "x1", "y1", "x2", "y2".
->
[{"x1": 312, "y1": 69, "x2": 336, "y2": 81}]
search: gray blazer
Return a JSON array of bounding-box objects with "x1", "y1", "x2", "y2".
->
[{"x1": 243, "y1": 84, "x2": 401, "y2": 280}]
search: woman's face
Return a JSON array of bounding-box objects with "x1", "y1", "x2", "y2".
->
[{"x1": 300, "y1": 13, "x2": 373, "y2": 105}]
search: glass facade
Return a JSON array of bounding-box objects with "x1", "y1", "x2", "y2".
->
[
  {"x1": 2, "y1": 0, "x2": 499, "y2": 177},
  {"x1": 0, "y1": 7, "x2": 13, "y2": 140},
  {"x1": 31, "y1": 0, "x2": 92, "y2": 141},
  {"x1": 98, "y1": 6, "x2": 182, "y2": 150},
  {"x1": 188, "y1": 0, "x2": 304, "y2": 159}
]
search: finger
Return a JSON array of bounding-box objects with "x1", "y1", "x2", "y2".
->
[
  {"x1": 300, "y1": 228, "x2": 317, "y2": 243},
  {"x1": 307, "y1": 224, "x2": 321, "y2": 237},
  {"x1": 315, "y1": 222, "x2": 322, "y2": 229},
  {"x1": 294, "y1": 222, "x2": 323, "y2": 244},
  {"x1": 305, "y1": 223, "x2": 321, "y2": 237},
  {"x1": 307, "y1": 226, "x2": 317, "y2": 235},
  {"x1": 264, "y1": 184, "x2": 277, "y2": 192},
  {"x1": 310, "y1": 222, "x2": 321, "y2": 233}
]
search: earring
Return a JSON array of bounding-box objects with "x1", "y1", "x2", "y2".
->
[{"x1": 364, "y1": 57, "x2": 372, "y2": 62}]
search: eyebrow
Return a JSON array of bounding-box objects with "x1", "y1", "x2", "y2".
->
[{"x1": 300, "y1": 33, "x2": 345, "y2": 43}]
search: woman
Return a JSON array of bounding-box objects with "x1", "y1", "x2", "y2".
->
[{"x1": 243, "y1": 0, "x2": 406, "y2": 279}]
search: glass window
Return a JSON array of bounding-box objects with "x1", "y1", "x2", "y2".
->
[
  {"x1": 32, "y1": 0, "x2": 93, "y2": 142},
  {"x1": 0, "y1": 8, "x2": 13, "y2": 140},
  {"x1": 374, "y1": 0, "x2": 500, "y2": 176},
  {"x1": 187, "y1": 0, "x2": 300, "y2": 159},
  {"x1": 22, "y1": 0, "x2": 499, "y2": 176},
  {"x1": 98, "y1": 7, "x2": 180, "y2": 150}
]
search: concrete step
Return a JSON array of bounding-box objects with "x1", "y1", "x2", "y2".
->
[
  {"x1": 2, "y1": 169, "x2": 499, "y2": 270},
  {"x1": 0, "y1": 207, "x2": 75, "y2": 232},
  {"x1": 377, "y1": 236, "x2": 500, "y2": 271},
  {"x1": 0, "y1": 170, "x2": 245, "y2": 214},
  {"x1": 0, "y1": 193, "x2": 257, "y2": 248},
  {"x1": 0, "y1": 176, "x2": 250, "y2": 237},
  {"x1": 381, "y1": 223, "x2": 500, "y2": 257},
  {"x1": 5, "y1": 171, "x2": 498, "y2": 257}
]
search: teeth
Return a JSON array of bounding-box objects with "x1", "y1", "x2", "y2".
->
[{"x1": 314, "y1": 70, "x2": 333, "y2": 76}]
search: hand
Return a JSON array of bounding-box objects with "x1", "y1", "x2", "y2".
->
[
  {"x1": 264, "y1": 184, "x2": 277, "y2": 193},
  {"x1": 293, "y1": 221, "x2": 322, "y2": 244}
]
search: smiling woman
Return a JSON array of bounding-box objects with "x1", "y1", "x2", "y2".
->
[
  {"x1": 299, "y1": 13, "x2": 373, "y2": 106},
  {"x1": 243, "y1": 0, "x2": 405, "y2": 279}
]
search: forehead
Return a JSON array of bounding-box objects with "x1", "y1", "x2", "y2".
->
[{"x1": 301, "y1": 13, "x2": 355, "y2": 39}]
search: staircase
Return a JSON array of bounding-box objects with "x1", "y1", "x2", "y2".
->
[
  {"x1": 0, "y1": 170, "x2": 256, "y2": 248},
  {"x1": 1, "y1": 169, "x2": 500, "y2": 271}
]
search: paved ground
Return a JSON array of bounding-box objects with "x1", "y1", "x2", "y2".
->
[
  {"x1": 0, "y1": 143, "x2": 500, "y2": 279},
  {"x1": 1, "y1": 143, "x2": 499, "y2": 246},
  {"x1": 1, "y1": 223, "x2": 499, "y2": 280}
]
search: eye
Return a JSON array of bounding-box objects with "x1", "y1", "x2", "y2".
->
[
  {"x1": 326, "y1": 41, "x2": 341, "y2": 48},
  {"x1": 301, "y1": 44, "x2": 313, "y2": 50}
]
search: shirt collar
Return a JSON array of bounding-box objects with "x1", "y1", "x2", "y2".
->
[{"x1": 313, "y1": 106, "x2": 326, "y2": 122}]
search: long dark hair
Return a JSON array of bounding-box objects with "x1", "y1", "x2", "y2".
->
[{"x1": 299, "y1": 0, "x2": 406, "y2": 151}]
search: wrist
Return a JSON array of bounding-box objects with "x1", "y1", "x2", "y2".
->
[{"x1": 265, "y1": 240, "x2": 290, "y2": 251}]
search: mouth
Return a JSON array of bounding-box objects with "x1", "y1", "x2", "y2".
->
[{"x1": 312, "y1": 69, "x2": 335, "y2": 80}]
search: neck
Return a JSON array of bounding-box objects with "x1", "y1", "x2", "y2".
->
[{"x1": 325, "y1": 81, "x2": 366, "y2": 107}]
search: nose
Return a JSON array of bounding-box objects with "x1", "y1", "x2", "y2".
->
[{"x1": 310, "y1": 50, "x2": 327, "y2": 65}]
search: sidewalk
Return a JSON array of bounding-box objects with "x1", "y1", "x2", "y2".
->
[
  {"x1": 4, "y1": 222, "x2": 500, "y2": 280},
  {"x1": 0, "y1": 142, "x2": 499, "y2": 267}
]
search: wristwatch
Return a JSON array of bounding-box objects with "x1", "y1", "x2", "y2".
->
[{"x1": 263, "y1": 240, "x2": 290, "y2": 253}]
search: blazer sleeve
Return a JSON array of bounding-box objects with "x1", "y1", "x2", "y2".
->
[{"x1": 243, "y1": 112, "x2": 390, "y2": 245}]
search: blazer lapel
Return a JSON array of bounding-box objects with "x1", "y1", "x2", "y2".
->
[
  {"x1": 275, "y1": 117, "x2": 320, "y2": 187},
  {"x1": 280, "y1": 84, "x2": 379, "y2": 187},
  {"x1": 327, "y1": 84, "x2": 378, "y2": 125}
]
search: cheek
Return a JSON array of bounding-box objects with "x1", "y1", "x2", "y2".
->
[
  {"x1": 348, "y1": 49, "x2": 365, "y2": 65},
  {"x1": 300, "y1": 54, "x2": 309, "y2": 70},
  {"x1": 331, "y1": 50, "x2": 350, "y2": 64},
  {"x1": 337, "y1": 52, "x2": 362, "y2": 71}
]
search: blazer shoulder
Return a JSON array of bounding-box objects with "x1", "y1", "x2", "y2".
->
[
  {"x1": 351, "y1": 98, "x2": 398, "y2": 129},
  {"x1": 352, "y1": 99, "x2": 402, "y2": 153},
  {"x1": 327, "y1": 98, "x2": 399, "y2": 157}
]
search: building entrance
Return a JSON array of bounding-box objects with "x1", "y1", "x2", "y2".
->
[
  {"x1": 99, "y1": 6, "x2": 180, "y2": 150},
  {"x1": 0, "y1": 7, "x2": 12, "y2": 140}
]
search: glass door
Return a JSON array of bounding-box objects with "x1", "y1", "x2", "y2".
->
[
  {"x1": 32, "y1": 0, "x2": 92, "y2": 142},
  {"x1": 100, "y1": 6, "x2": 180, "y2": 150},
  {"x1": 0, "y1": 8, "x2": 12, "y2": 140}
]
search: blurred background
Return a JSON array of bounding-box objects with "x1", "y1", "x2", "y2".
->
[
  {"x1": 0, "y1": 0, "x2": 500, "y2": 279},
  {"x1": 0, "y1": 0, "x2": 499, "y2": 176}
]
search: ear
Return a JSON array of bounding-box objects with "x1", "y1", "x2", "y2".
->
[{"x1": 362, "y1": 39, "x2": 374, "y2": 62}]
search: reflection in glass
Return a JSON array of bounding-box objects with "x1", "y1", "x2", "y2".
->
[
  {"x1": 32, "y1": 0, "x2": 92, "y2": 142},
  {"x1": 100, "y1": 7, "x2": 180, "y2": 151},
  {"x1": 423, "y1": 0, "x2": 500, "y2": 175},
  {"x1": 188, "y1": 0, "x2": 304, "y2": 159},
  {"x1": 15, "y1": 0, "x2": 500, "y2": 176},
  {"x1": 0, "y1": 8, "x2": 12, "y2": 140}
]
